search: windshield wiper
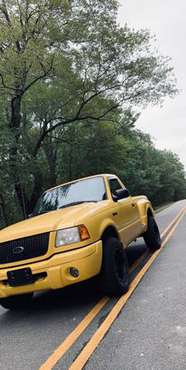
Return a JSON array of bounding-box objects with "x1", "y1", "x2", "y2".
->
[{"x1": 58, "y1": 200, "x2": 98, "y2": 209}]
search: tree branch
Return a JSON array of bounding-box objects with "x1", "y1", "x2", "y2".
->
[
  {"x1": 0, "y1": 0, "x2": 11, "y2": 25},
  {"x1": 20, "y1": 56, "x2": 54, "y2": 96},
  {"x1": 33, "y1": 103, "x2": 119, "y2": 157},
  {"x1": 0, "y1": 72, "x2": 17, "y2": 91}
]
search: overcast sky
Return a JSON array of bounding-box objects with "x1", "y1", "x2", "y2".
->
[{"x1": 118, "y1": 0, "x2": 186, "y2": 168}]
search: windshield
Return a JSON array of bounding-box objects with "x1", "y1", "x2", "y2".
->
[{"x1": 33, "y1": 177, "x2": 106, "y2": 216}]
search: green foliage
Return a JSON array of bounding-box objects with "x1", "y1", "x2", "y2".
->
[
  {"x1": 54, "y1": 121, "x2": 186, "y2": 208},
  {"x1": 0, "y1": 0, "x2": 184, "y2": 227}
]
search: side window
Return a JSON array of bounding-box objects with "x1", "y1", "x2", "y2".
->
[{"x1": 109, "y1": 178, "x2": 123, "y2": 195}]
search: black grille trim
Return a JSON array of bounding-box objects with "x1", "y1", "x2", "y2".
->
[{"x1": 0, "y1": 233, "x2": 49, "y2": 264}]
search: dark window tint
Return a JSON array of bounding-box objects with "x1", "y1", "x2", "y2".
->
[
  {"x1": 33, "y1": 177, "x2": 106, "y2": 216},
  {"x1": 109, "y1": 178, "x2": 123, "y2": 194}
]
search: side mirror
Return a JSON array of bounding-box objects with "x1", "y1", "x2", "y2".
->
[{"x1": 113, "y1": 188, "x2": 130, "y2": 201}]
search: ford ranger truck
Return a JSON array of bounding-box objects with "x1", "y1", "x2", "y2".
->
[{"x1": 0, "y1": 174, "x2": 161, "y2": 309}]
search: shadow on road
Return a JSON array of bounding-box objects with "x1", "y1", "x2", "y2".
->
[{"x1": 0, "y1": 240, "x2": 148, "y2": 321}]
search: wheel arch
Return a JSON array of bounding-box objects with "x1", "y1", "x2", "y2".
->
[
  {"x1": 147, "y1": 207, "x2": 154, "y2": 218},
  {"x1": 101, "y1": 225, "x2": 120, "y2": 243}
]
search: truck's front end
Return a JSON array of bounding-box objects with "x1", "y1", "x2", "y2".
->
[{"x1": 0, "y1": 175, "x2": 106, "y2": 307}]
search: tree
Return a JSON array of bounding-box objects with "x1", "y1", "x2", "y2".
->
[
  {"x1": 54, "y1": 120, "x2": 186, "y2": 208},
  {"x1": 0, "y1": 0, "x2": 179, "y2": 219}
]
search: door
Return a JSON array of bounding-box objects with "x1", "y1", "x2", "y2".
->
[{"x1": 109, "y1": 177, "x2": 140, "y2": 245}]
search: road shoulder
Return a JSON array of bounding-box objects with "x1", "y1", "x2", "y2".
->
[{"x1": 86, "y1": 214, "x2": 186, "y2": 370}]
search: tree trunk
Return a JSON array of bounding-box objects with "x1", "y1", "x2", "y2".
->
[
  {"x1": 43, "y1": 140, "x2": 58, "y2": 188},
  {"x1": 0, "y1": 193, "x2": 8, "y2": 227},
  {"x1": 28, "y1": 169, "x2": 44, "y2": 214},
  {"x1": 9, "y1": 94, "x2": 28, "y2": 218}
]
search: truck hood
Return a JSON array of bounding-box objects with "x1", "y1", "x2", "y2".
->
[{"x1": 0, "y1": 202, "x2": 107, "y2": 243}]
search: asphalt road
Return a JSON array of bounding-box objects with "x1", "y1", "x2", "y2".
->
[{"x1": 0, "y1": 200, "x2": 186, "y2": 370}]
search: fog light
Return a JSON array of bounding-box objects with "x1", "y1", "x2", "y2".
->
[{"x1": 69, "y1": 267, "x2": 80, "y2": 278}]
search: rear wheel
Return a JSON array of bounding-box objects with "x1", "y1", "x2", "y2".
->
[
  {"x1": 0, "y1": 293, "x2": 33, "y2": 310},
  {"x1": 143, "y1": 215, "x2": 161, "y2": 252},
  {"x1": 100, "y1": 237, "x2": 129, "y2": 297}
]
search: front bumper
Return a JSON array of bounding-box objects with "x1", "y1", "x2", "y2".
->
[{"x1": 0, "y1": 240, "x2": 102, "y2": 298}]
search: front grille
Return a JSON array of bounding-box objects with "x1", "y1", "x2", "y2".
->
[{"x1": 0, "y1": 233, "x2": 49, "y2": 264}]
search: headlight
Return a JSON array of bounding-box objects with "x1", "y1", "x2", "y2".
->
[{"x1": 56, "y1": 225, "x2": 90, "y2": 247}]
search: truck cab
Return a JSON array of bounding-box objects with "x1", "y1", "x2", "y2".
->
[{"x1": 0, "y1": 174, "x2": 161, "y2": 309}]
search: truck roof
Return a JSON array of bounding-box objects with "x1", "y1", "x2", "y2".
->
[{"x1": 47, "y1": 174, "x2": 116, "y2": 192}]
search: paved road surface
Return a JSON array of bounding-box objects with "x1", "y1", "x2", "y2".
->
[{"x1": 0, "y1": 200, "x2": 186, "y2": 370}]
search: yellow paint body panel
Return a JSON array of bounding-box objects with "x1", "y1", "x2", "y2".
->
[
  {"x1": 0, "y1": 241, "x2": 102, "y2": 298},
  {"x1": 0, "y1": 174, "x2": 154, "y2": 298}
]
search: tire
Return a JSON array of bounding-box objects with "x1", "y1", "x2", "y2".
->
[
  {"x1": 143, "y1": 215, "x2": 161, "y2": 252},
  {"x1": 100, "y1": 237, "x2": 130, "y2": 297},
  {"x1": 0, "y1": 293, "x2": 33, "y2": 310}
]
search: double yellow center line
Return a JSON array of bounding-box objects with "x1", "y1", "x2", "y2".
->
[{"x1": 40, "y1": 207, "x2": 186, "y2": 370}]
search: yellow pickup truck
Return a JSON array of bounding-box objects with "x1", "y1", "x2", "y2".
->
[{"x1": 0, "y1": 174, "x2": 161, "y2": 309}]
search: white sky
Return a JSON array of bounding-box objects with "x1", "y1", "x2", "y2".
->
[{"x1": 118, "y1": 0, "x2": 186, "y2": 168}]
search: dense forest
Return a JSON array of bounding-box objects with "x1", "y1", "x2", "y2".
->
[{"x1": 0, "y1": 0, "x2": 185, "y2": 228}]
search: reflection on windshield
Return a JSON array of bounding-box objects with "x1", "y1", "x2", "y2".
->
[{"x1": 33, "y1": 177, "x2": 106, "y2": 216}]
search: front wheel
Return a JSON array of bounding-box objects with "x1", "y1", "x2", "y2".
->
[
  {"x1": 0, "y1": 293, "x2": 33, "y2": 310},
  {"x1": 100, "y1": 237, "x2": 130, "y2": 297},
  {"x1": 143, "y1": 215, "x2": 161, "y2": 252}
]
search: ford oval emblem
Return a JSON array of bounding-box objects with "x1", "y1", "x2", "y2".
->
[{"x1": 13, "y1": 246, "x2": 24, "y2": 255}]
